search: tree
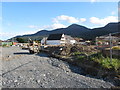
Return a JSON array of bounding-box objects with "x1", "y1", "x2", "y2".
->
[{"x1": 16, "y1": 38, "x2": 25, "y2": 43}]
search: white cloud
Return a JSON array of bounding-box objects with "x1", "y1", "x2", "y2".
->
[
  {"x1": 53, "y1": 15, "x2": 79, "y2": 23},
  {"x1": 27, "y1": 15, "x2": 86, "y2": 31},
  {"x1": 1, "y1": 18, "x2": 67, "y2": 40},
  {"x1": 90, "y1": 0, "x2": 97, "y2": 2},
  {"x1": 0, "y1": 30, "x2": 40, "y2": 40},
  {"x1": 51, "y1": 23, "x2": 66, "y2": 29},
  {"x1": 0, "y1": 32, "x2": 17, "y2": 40},
  {"x1": 51, "y1": 23, "x2": 67, "y2": 29},
  {"x1": 24, "y1": 23, "x2": 66, "y2": 36},
  {"x1": 42, "y1": 23, "x2": 67, "y2": 30},
  {"x1": 27, "y1": 25, "x2": 38, "y2": 29},
  {"x1": 90, "y1": 0, "x2": 100, "y2": 3},
  {"x1": 111, "y1": 11, "x2": 116, "y2": 15},
  {"x1": 22, "y1": 30, "x2": 38, "y2": 35},
  {"x1": 53, "y1": 15, "x2": 87, "y2": 24},
  {"x1": 90, "y1": 16, "x2": 118, "y2": 25},
  {"x1": 53, "y1": 18, "x2": 59, "y2": 23},
  {"x1": 80, "y1": 18, "x2": 86, "y2": 22}
]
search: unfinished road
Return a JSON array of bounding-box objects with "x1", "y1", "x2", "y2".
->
[{"x1": 1, "y1": 46, "x2": 114, "y2": 88}]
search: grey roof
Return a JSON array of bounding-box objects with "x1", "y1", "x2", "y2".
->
[
  {"x1": 65, "y1": 35, "x2": 75, "y2": 40},
  {"x1": 47, "y1": 34, "x2": 63, "y2": 40}
]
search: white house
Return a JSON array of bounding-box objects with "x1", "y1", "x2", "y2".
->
[
  {"x1": 41, "y1": 37, "x2": 47, "y2": 45},
  {"x1": 79, "y1": 39, "x2": 86, "y2": 45},
  {"x1": 41, "y1": 34, "x2": 76, "y2": 45},
  {"x1": 47, "y1": 34, "x2": 65, "y2": 45},
  {"x1": 65, "y1": 35, "x2": 76, "y2": 45}
]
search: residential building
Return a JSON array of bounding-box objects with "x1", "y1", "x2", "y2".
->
[{"x1": 41, "y1": 34, "x2": 76, "y2": 45}]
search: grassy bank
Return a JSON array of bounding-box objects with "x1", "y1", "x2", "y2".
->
[{"x1": 73, "y1": 52, "x2": 120, "y2": 71}]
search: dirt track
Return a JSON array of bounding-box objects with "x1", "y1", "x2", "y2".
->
[{"x1": 1, "y1": 46, "x2": 114, "y2": 88}]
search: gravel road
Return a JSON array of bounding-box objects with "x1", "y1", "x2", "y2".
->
[{"x1": 1, "y1": 46, "x2": 114, "y2": 88}]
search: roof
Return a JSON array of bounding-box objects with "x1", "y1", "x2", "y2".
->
[
  {"x1": 47, "y1": 34, "x2": 63, "y2": 40},
  {"x1": 99, "y1": 36, "x2": 118, "y2": 39},
  {"x1": 65, "y1": 35, "x2": 75, "y2": 40}
]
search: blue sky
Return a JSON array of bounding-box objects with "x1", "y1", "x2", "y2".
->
[{"x1": 1, "y1": 1, "x2": 119, "y2": 40}]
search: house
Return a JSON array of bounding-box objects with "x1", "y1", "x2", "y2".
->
[
  {"x1": 41, "y1": 37, "x2": 47, "y2": 45},
  {"x1": 97, "y1": 35, "x2": 119, "y2": 45},
  {"x1": 64, "y1": 35, "x2": 76, "y2": 45},
  {"x1": 47, "y1": 34, "x2": 66, "y2": 45},
  {"x1": 41, "y1": 34, "x2": 76, "y2": 45},
  {"x1": 0, "y1": 41, "x2": 13, "y2": 46},
  {"x1": 74, "y1": 38, "x2": 89, "y2": 45},
  {"x1": 79, "y1": 39, "x2": 86, "y2": 45}
]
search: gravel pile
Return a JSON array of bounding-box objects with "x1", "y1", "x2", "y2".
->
[{"x1": 1, "y1": 46, "x2": 114, "y2": 88}]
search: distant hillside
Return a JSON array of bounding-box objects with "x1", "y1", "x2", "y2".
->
[{"x1": 11, "y1": 22, "x2": 120, "y2": 41}]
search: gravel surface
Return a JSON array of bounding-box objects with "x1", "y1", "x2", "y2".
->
[{"x1": 1, "y1": 46, "x2": 114, "y2": 88}]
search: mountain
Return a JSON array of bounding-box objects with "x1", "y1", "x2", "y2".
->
[{"x1": 12, "y1": 22, "x2": 120, "y2": 41}]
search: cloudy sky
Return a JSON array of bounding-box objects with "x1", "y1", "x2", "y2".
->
[{"x1": 1, "y1": 0, "x2": 119, "y2": 40}]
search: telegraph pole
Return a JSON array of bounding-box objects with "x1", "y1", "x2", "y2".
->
[
  {"x1": 109, "y1": 33, "x2": 112, "y2": 64},
  {"x1": 96, "y1": 37, "x2": 98, "y2": 50}
]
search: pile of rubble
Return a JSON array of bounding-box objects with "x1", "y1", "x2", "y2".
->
[{"x1": 44, "y1": 44, "x2": 98, "y2": 56}]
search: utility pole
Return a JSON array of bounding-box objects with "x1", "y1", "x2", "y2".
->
[
  {"x1": 109, "y1": 33, "x2": 112, "y2": 64},
  {"x1": 96, "y1": 37, "x2": 98, "y2": 49},
  {"x1": 12, "y1": 37, "x2": 14, "y2": 42}
]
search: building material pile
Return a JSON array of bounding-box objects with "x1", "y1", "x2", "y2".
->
[{"x1": 43, "y1": 44, "x2": 98, "y2": 56}]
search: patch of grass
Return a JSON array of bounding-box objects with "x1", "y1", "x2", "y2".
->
[
  {"x1": 90, "y1": 53, "x2": 120, "y2": 70},
  {"x1": 110, "y1": 58, "x2": 120, "y2": 70},
  {"x1": 72, "y1": 51, "x2": 82, "y2": 56},
  {"x1": 72, "y1": 51, "x2": 97, "y2": 56},
  {"x1": 76, "y1": 52, "x2": 120, "y2": 70},
  {"x1": 77, "y1": 55, "x2": 87, "y2": 60}
]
